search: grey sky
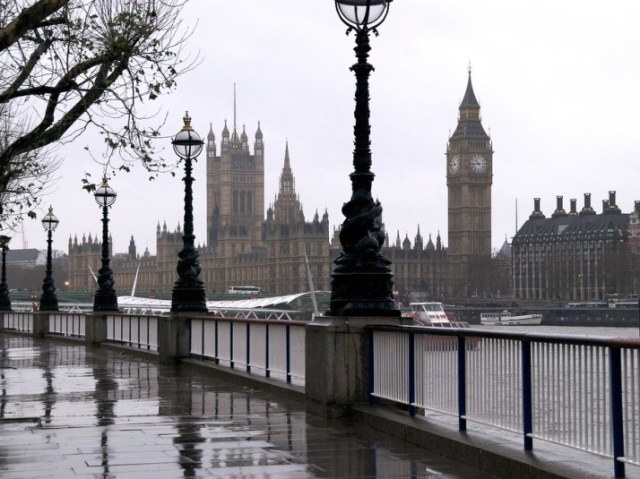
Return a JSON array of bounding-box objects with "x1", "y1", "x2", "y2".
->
[{"x1": 18, "y1": 0, "x2": 640, "y2": 256}]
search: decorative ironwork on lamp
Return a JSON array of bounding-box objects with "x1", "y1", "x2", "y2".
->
[
  {"x1": 93, "y1": 178, "x2": 118, "y2": 312},
  {"x1": 329, "y1": 0, "x2": 399, "y2": 317},
  {"x1": 171, "y1": 112, "x2": 207, "y2": 313},
  {"x1": 40, "y1": 206, "x2": 59, "y2": 311}
]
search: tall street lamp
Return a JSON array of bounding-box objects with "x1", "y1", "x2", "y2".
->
[
  {"x1": 171, "y1": 112, "x2": 207, "y2": 313},
  {"x1": 93, "y1": 178, "x2": 118, "y2": 311},
  {"x1": 40, "y1": 206, "x2": 59, "y2": 311},
  {"x1": 329, "y1": 0, "x2": 399, "y2": 317},
  {"x1": 0, "y1": 235, "x2": 11, "y2": 311}
]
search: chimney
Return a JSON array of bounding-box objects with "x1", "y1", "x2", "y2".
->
[
  {"x1": 529, "y1": 197, "x2": 545, "y2": 219},
  {"x1": 569, "y1": 198, "x2": 578, "y2": 215},
  {"x1": 635, "y1": 200, "x2": 640, "y2": 214},
  {"x1": 605, "y1": 190, "x2": 621, "y2": 214},
  {"x1": 552, "y1": 195, "x2": 567, "y2": 217},
  {"x1": 579, "y1": 193, "x2": 596, "y2": 216},
  {"x1": 603, "y1": 200, "x2": 609, "y2": 213}
]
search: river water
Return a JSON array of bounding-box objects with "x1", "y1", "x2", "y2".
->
[{"x1": 475, "y1": 324, "x2": 640, "y2": 339}]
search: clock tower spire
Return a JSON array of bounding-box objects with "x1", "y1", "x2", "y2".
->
[{"x1": 446, "y1": 70, "x2": 493, "y2": 298}]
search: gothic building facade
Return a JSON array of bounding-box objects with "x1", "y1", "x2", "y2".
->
[
  {"x1": 67, "y1": 74, "x2": 500, "y2": 302},
  {"x1": 68, "y1": 121, "x2": 332, "y2": 296},
  {"x1": 446, "y1": 71, "x2": 493, "y2": 298}
]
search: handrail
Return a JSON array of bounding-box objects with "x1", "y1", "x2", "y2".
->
[{"x1": 368, "y1": 324, "x2": 640, "y2": 479}]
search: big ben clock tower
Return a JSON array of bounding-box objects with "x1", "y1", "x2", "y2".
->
[{"x1": 446, "y1": 70, "x2": 493, "y2": 298}]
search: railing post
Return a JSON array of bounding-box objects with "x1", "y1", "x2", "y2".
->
[
  {"x1": 214, "y1": 319, "x2": 219, "y2": 365},
  {"x1": 229, "y1": 322, "x2": 234, "y2": 369},
  {"x1": 265, "y1": 323, "x2": 271, "y2": 378},
  {"x1": 246, "y1": 323, "x2": 251, "y2": 373},
  {"x1": 609, "y1": 346, "x2": 625, "y2": 478},
  {"x1": 368, "y1": 328, "x2": 375, "y2": 405},
  {"x1": 286, "y1": 324, "x2": 292, "y2": 384},
  {"x1": 199, "y1": 318, "x2": 204, "y2": 356},
  {"x1": 522, "y1": 340, "x2": 533, "y2": 450},
  {"x1": 408, "y1": 332, "x2": 416, "y2": 416},
  {"x1": 457, "y1": 336, "x2": 467, "y2": 431}
]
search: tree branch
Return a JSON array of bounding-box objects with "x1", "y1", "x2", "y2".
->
[
  {"x1": 0, "y1": 0, "x2": 69, "y2": 52},
  {"x1": 0, "y1": 38, "x2": 53, "y2": 101}
]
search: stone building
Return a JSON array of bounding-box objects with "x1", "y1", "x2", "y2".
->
[
  {"x1": 67, "y1": 73, "x2": 504, "y2": 302},
  {"x1": 382, "y1": 230, "x2": 447, "y2": 304},
  {"x1": 512, "y1": 192, "x2": 639, "y2": 301},
  {"x1": 445, "y1": 71, "x2": 493, "y2": 298},
  {"x1": 68, "y1": 121, "x2": 331, "y2": 296}
]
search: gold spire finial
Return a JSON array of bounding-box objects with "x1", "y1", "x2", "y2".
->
[{"x1": 182, "y1": 111, "x2": 193, "y2": 131}]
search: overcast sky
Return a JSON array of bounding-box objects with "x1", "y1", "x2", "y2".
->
[{"x1": 17, "y1": 0, "x2": 640, "y2": 257}]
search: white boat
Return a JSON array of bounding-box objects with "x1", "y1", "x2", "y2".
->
[
  {"x1": 404, "y1": 302, "x2": 481, "y2": 349},
  {"x1": 405, "y1": 302, "x2": 470, "y2": 329},
  {"x1": 480, "y1": 310, "x2": 543, "y2": 325}
]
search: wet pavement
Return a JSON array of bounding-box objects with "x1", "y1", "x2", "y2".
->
[{"x1": 0, "y1": 334, "x2": 497, "y2": 479}]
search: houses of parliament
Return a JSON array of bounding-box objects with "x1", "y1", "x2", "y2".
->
[
  {"x1": 68, "y1": 73, "x2": 640, "y2": 303},
  {"x1": 66, "y1": 74, "x2": 495, "y2": 301}
]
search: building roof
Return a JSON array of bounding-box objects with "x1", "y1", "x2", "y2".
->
[
  {"x1": 6, "y1": 249, "x2": 40, "y2": 263},
  {"x1": 450, "y1": 72, "x2": 489, "y2": 139},
  {"x1": 514, "y1": 194, "x2": 629, "y2": 245}
]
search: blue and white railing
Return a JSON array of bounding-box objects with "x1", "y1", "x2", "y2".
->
[
  {"x1": 370, "y1": 326, "x2": 640, "y2": 478},
  {"x1": 106, "y1": 314, "x2": 159, "y2": 351},
  {"x1": 190, "y1": 317, "x2": 306, "y2": 386}
]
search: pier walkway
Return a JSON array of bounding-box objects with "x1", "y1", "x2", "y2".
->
[{"x1": 0, "y1": 334, "x2": 495, "y2": 479}]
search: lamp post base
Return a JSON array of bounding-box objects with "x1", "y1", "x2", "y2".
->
[
  {"x1": 93, "y1": 289, "x2": 119, "y2": 312},
  {"x1": 328, "y1": 269, "x2": 400, "y2": 317},
  {"x1": 39, "y1": 293, "x2": 58, "y2": 312},
  {"x1": 0, "y1": 285, "x2": 11, "y2": 311},
  {"x1": 171, "y1": 282, "x2": 207, "y2": 313}
]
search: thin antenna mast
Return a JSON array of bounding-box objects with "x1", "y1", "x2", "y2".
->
[
  {"x1": 233, "y1": 83, "x2": 237, "y2": 131},
  {"x1": 21, "y1": 222, "x2": 28, "y2": 248},
  {"x1": 515, "y1": 198, "x2": 519, "y2": 234}
]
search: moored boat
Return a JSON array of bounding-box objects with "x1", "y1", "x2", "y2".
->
[
  {"x1": 480, "y1": 310, "x2": 543, "y2": 326},
  {"x1": 404, "y1": 302, "x2": 479, "y2": 349},
  {"x1": 405, "y1": 301, "x2": 475, "y2": 328}
]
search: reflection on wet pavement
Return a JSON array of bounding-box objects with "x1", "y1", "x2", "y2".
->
[{"x1": 0, "y1": 335, "x2": 495, "y2": 478}]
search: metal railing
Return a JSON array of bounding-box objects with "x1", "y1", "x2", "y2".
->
[
  {"x1": 1, "y1": 311, "x2": 34, "y2": 333},
  {"x1": 190, "y1": 317, "x2": 306, "y2": 386},
  {"x1": 48, "y1": 313, "x2": 86, "y2": 338},
  {"x1": 370, "y1": 326, "x2": 640, "y2": 478},
  {"x1": 106, "y1": 314, "x2": 159, "y2": 351}
]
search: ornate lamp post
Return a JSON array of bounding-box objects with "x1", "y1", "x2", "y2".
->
[
  {"x1": 0, "y1": 235, "x2": 11, "y2": 311},
  {"x1": 40, "y1": 206, "x2": 59, "y2": 311},
  {"x1": 93, "y1": 178, "x2": 118, "y2": 311},
  {"x1": 171, "y1": 112, "x2": 207, "y2": 313},
  {"x1": 329, "y1": 0, "x2": 399, "y2": 317}
]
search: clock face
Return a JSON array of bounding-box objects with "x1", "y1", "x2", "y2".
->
[
  {"x1": 470, "y1": 154, "x2": 487, "y2": 173},
  {"x1": 448, "y1": 155, "x2": 460, "y2": 174}
]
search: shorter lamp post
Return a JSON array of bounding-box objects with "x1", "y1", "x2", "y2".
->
[
  {"x1": 171, "y1": 112, "x2": 207, "y2": 313},
  {"x1": 0, "y1": 235, "x2": 11, "y2": 311},
  {"x1": 40, "y1": 206, "x2": 59, "y2": 311},
  {"x1": 93, "y1": 178, "x2": 118, "y2": 311}
]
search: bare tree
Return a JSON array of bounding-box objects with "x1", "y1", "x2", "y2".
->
[
  {"x1": 0, "y1": 101, "x2": 58, "y2": 225},
  {"x1": 0, "y1": 0, "x2": 197, "y2": 224}
]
